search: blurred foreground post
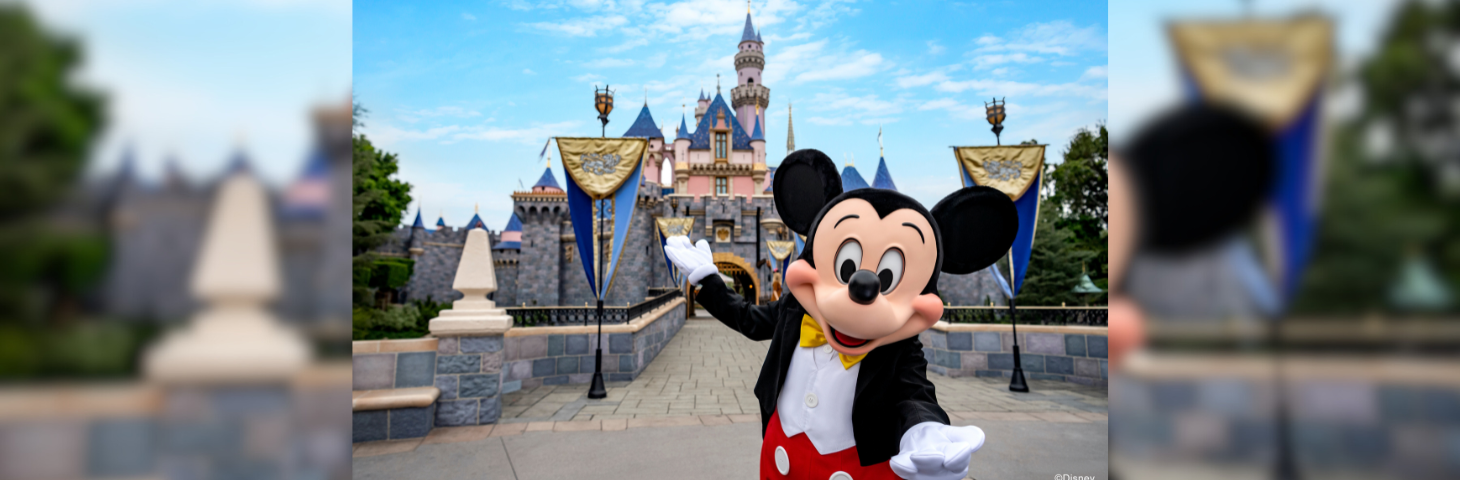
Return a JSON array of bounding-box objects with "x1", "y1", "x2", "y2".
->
[
  {"x1": 427, "y1": 227, "x2": 510, "y2": 426},
  {"x1": 143, "y1": 169, "x2": 310, "y2": 382}
]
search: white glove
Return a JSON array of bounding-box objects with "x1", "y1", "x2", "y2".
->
[
  {"x1": 663, "y1": 236, "x2": 719, "y2": 285},
  {"x1": 889, "y1": 422, "x2": 985, "y2": 480}
]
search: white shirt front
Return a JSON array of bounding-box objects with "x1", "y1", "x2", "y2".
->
[{"x1": 776, "y1": 343, "x2": 860, "y2": 455}]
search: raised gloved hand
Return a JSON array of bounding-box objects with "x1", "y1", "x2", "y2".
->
[
  {"x1": 663, "y1": 236, "x2": 719, "y2": 285},
  {"x1": 889, "y1": 422, "x2": 985, "y2": 480}
]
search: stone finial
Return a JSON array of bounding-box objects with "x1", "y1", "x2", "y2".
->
[
  {"x1": 144, "y1": 172, "x2": 310, "y2": 384},
  {"x1": 429, "y1": 227, "x2": 513, "y2": 336}
]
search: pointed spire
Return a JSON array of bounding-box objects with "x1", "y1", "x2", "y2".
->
[
  {"x1": 786, "y1": 102, "x2": 796, "y2": 152},
  {"x1": 740, "y1": 9, "x2": 758, "y2": 43},
  {"x1": 412, "y1": 208, "x2": 425, "y2": 229},
  {"x1": 623, "y1": 103, "x2": 664, "y2": 138},
  {"x1": 751, "y1": 114, "x2": 764, "y2": 141},
  {"x1": 678, "y1": 111, "x2": 691, "y2": 140},
  {"x1": 716, "y1": 74, "x2": 721, "y2": 93},
  {"x1": 436, "y1": 209, "x2": 447, "y2": 230},
  {"x1": 872, "y1": 156, "x2": 898, "y2": 191}
]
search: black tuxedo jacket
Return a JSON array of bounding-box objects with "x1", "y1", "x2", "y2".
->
[{"x1": 694, "y1": 275, "x2": 950, "y2": 466}]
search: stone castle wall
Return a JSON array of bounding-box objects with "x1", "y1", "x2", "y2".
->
[{"x1": 381, "y1": 185, "x2": 1005, "y2": 308}]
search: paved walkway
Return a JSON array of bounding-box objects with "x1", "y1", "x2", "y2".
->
[{"x1": 354, "y1": 317, "x2": 1109, "y2": 479}]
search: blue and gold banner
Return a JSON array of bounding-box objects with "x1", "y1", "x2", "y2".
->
[
  {"x1": 1171, "y1": 17, "x2": 1332, "y2": 303},
  {"x1": 558, "y1": 137, "x2": 649, "y2": 299},
  {"x1": 766, "y1": 240, "x2": 795, "y2": 286},
  {"x1": 955, "y1": 145, "x2": 1045, "y2": 296},
  {"x1": 656, "y1": 217, "x2": 695, "y2": 285}
]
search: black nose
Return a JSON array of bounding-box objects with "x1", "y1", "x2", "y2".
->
[{"x1": 847, "y1": 270, "x2": 880, "y2": 305}]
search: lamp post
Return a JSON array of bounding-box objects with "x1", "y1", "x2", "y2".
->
[
  {"x1": 595, "y1": 85, "x2": 615, "y2": 138},
  {"x1": 985, "y1": 97, "x2": 1006, "y2": 146}
]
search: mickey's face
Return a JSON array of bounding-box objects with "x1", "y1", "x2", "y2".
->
[
  {"x1": 772, "y1": 148, "x2": 1018, "y2": 357},
  {"x1": 786, "y1": 199, "x2": 945, "y2": 356}
]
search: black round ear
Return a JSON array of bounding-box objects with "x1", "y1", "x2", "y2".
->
[
  {"x1": 1126, "y1": 103, "x2": 1275, "y2": 253},
  {"x1": 931, "y1": 186, "x2": 1019, "y2": 275},
  {"x1": 773, "y1": 149, "x2": 842, "y2": 235}
]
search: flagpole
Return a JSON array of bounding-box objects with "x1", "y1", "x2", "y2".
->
[{"x1": 589, "y1": 198, "x2": 608, "y2": 399}]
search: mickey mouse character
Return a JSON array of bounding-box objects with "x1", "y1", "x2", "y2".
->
[{"x1": 664, "y1": 149, "x2": 1018, "y2": 480}]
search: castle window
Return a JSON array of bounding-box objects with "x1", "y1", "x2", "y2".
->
[
  {"x1": 715, "y1": 177, "x2": 728, "y2": 196},
  {"x1": 715, "y1": 133, "x2": 727, "y2": 160}
]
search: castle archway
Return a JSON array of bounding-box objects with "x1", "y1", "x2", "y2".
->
[{"x1": 713, "y1": 252, "x2": 762, "y2": 304}]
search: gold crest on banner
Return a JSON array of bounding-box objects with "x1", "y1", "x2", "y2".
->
[
  {"x1": 766, "y1": 240, "x2": 795, "y2": 261},
  {"x1": 656, "y1": 217, "x2": 695, "y2": 238},
  {"x1": 954, "y1": 145, "x2": 1045, "y2": 199},
  {"x1": 555, "y1": 137, "x2": 650, "y2": 199},
  {"x1": 1170, "y1": 17, "x2": 1332, "y2": 127}
]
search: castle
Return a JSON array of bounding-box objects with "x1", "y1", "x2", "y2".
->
[{"x1": 381, "y1": 11, "x2": 1005, "y2": 309}]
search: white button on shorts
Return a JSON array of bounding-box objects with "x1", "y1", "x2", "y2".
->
[
  {"x1": 775, "y1": 446, "x2": 790, "y2": 475},
  {"x1": 804, "y1": 392, "x2": 818, "y2": 408}
]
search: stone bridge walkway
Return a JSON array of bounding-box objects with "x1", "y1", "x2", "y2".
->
[{"x1": 354, "y1": 317, "x2": 1109, "y2": 479}]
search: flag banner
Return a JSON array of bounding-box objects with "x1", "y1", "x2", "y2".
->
[
  {"x1": 559, "y1": 137, "x2": 649, "y2": 299},
  {"x1": 766, "y1": 240, "x2": 796, "y2": 285},
  {"x1": 956, "y1": 145, "x2": 1044, "y2": 297},
  {"x1": 656, "y1": 217, "x2": 696, "y2": 285},
  {"x1": 556, "y1": 137, "x2": 649, "y2": 199},
  {"x1": 987, "y1": 262, "x2": 1013, "y2": 301},
  {"x1": 954, "y1": 145, "x2": 1045, "y2": 200},
  {"x1": 1171, "y1": 17, "x2": 1332, "y2": 302}
]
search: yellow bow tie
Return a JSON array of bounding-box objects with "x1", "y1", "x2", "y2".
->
[{"x1": 799, "y1": 314, "x2": 868, "y2": 369}]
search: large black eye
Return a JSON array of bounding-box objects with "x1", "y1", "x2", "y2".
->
[
  {"x1": 835, "y1": 239, "x2": 862, "y2": 284},
  {"x1": 877, "y1": 248, "x2": 904, "y2": 294}
]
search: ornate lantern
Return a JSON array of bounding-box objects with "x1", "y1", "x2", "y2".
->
[
  {"x1": 984, "y1": 97, "x2": 1006, "y2": 145},
  {"x1": 595, "y1": 85, "x2": 615, "y2": 137}
]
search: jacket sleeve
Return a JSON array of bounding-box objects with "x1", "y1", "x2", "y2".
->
[
  {"x1": 693, "y1": 274, "x2": 781, "y2": 342},
  {"x1": 891, "y1": 338, "x2": 951, "y2": 434}
]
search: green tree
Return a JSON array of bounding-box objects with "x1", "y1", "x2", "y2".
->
[
  {"x1": 351, "y1": 104, "x2": 413, "y2": 308},
  {"x1": 0, "y1": 5, "x2": 105, "y2": 324},
  {"x1": 1016, "y1": 200, "x2": 1098, "y2": 307}
]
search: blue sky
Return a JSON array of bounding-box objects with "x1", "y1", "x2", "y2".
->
[
  {"x1": 354, "y1": 0, "x2": 1108, "y2": 228},
  {"x1": 20, "y1": 0, "x2": 352, "y2": 186}
]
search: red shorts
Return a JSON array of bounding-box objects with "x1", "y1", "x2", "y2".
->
[{"x1": 759, "y1": 411, "x2": 898, "y2": 480}]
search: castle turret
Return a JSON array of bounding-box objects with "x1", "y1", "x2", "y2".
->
[
  {"x1": 674, "y1": 112, "x2": 691, "y2": 193},
  {"x1": 695, "y1": 89, "x2": 709, "y2": 124},
  {"x1": 786, "y1": 102, "x2": 796, "y2": 153},
  {"x1": 622, "y1": 102, "x2": 665, "y2": 185},
  {"x1": 731, "y1": 9, "x2": 769, "y2": 133},
  {"x1": 408, "y1": 208, "x2": 426, "y2": 255}
]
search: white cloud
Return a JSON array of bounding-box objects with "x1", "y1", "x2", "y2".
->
[
  {"x1": 583, "y1": 57, "x2": 636, "y2": 68},
  {"x1": 462, "y1": 12, "x2": 476, "y2": 21},
  {"x1": 807, "y1": 116, "x2": 852, "y2": 126},
  {"x1": 795, "y1": 52, "x2": 884, "y2": 82},
  {"x1": 451, "y1": 121, "x2": 583, "y2": 143},
  {"x1": 602, "y1": 37, "x2": 650, "y2": 53},
  {"x1": 918, "y1": 98, "x2": 960, "y2": 111},
  {"x1": 644, "y1": 52, "x2": 669, "y2": 68},
  {"x1": 1081, "y1": 65, "x2": 1107, "y2": 80},
  {"x1": 396, "y1": 106, "x2": 483, "y2": 123},
  {"x1": 894, "y1": 71, "x2": 949, "y2": 88},
  {"x1": 525, "y1": 14, "x2": 627, "y2": 37},
  {"x1": 927, "y1": 40, "x2": 945, "y2": 55},
  {"x1": 969, "y1": 52, "x2": 1041, "y2": 68},
  {"x1": 934, "y1": 78, "x2": 1106, "y2": 100},
  {"x1": 523, "y1": 68, "x2": 537, "y2": 75},
  {"x1": 974, "y1": 20, "x2": 1104, "y2": 56},
  {"x1": 572, "y1": 73, "x2": 605, "y2": 83}
]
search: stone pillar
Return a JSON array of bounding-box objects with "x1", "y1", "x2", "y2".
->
[
  {"x1": 429, "y1": 227, "x2": 511, "y2": 426},
  {"x1": 141, "y1": 170, "x2": 315, "y2": 479}
]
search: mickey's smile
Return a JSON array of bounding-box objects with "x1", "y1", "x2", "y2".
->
[{"x1": 829, "y1": 326, "x2": 869, "y2": 348}]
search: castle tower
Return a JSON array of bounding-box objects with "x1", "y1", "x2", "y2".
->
[
  {"x1": 731, "y1": 7, "x2": 769, "y2": 133},
  {"x1": 695, "y1": 90, "x2": 709, "y2": 124}
]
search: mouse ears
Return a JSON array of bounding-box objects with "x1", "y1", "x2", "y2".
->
[
  {"x1": 931, "y1": 186, "x2": 1019, "y2": 275},
  {"x1": 773, "y1": 149, "x2": 843, "y2": 235}
]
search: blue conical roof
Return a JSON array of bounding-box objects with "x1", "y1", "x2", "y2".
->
[
  {"x1": 688, "y1": 93, "x2": 752, "y2": 150},
  {"x1": 841, "y1": 165, "x2": 870, "y2": 191},
  {"x1": 504, "y1": 213, "x2": 522, "y2": 232},
  {"x1": 677, "y1": 114, "x2": 691, "y2": 140},
  {"x1": 466, "y1": 213, "x2": 486, "y2": 230},
  {"x1": 411, "y1": 208, "x2": 425, "y2": 229},
  {"x1": 436, "y1": 215, "x2": 447, "y2": 230},
  {"x1": 764, "y1": 166, "x2": 776, "y2": 192},
  {"x1": 750, "y1": 115, "x2": 764, "y2": 141},
  {"x1": 872, "y1": 157, "x2": 897, "y2": 191},
  {"x1": 740, "y1": 13, "x2": 758, "y2": 43},
  {"x1": 532, "y1": 167, "x2": 561, "y2": 190},
  {"x1": 622, "y1": 104, "x2": 664, "y2": 138}
]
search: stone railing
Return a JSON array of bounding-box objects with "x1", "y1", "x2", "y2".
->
[
  {"x1": 921, "y1": 322, "x2": 1108, "y2": 387},
  {"x1": 506, "y1": 289, "x2": 683, "y2": 327},
  {"x1": 940, "y1": 305, "x2": 1108, "y2": 327}
]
